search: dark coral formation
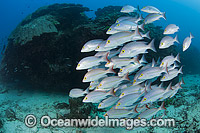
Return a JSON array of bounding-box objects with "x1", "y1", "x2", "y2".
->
[{"x1": 0, "y1": 4, "x2": 177, "y2": 92}]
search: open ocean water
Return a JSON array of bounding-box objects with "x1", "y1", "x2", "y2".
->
[{"x1": 0, "y1": 0, "x2": 199, "y2": 132}]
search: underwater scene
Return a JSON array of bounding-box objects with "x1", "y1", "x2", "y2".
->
[{"x1": 0, "y1": 0, "x2": 200, "y2": 132}]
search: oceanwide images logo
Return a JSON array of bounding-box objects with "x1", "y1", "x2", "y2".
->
[{"x1": 24, "y1": 115, "x2": 176, "y2": 129}]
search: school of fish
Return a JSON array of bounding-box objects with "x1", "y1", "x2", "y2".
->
[{"x1": 69, "y1": 5, "x2": 193, "y2": 119}]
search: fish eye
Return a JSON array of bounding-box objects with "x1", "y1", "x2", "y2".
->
[
  {"x1": 84, "y1": 97, "x2": 88, "y2": 100},
  {"x1": 163, "y1": 76, "x2": 165, "y2": 79},
  {"x1": 116, "y1": 20, "x2": 119, "y2": 23},
  {"x1": 104, "y1": 113, "x2": 108, "y2": 116},
  {"x1": 161, "y1": 42, "x2": 164, "y2": 46},
  {"x1": 107, "y1": 40, "x2": 110, "y2": 44},
  {"x1": 133, "y1": 80, "x2": 136, "y2": 84},
  {"x1": 120, "y1": 69, "x2": 123, "y2": 72},
  {"x1": 77, "y1": 64, "x2": 80, "y2": 67},
  {"x1": 117, "y1": 102, "x2": 121, "y2": 106},
  {"x1": 122, "y1": 8, "x2": 124, "y2": 11},
  {"x1": 84, "y1": 77, "x2": 87, "y2": 80},
  {"x1": 140, "y1": 74, "x2": 143, "y2": 77},
  {"x1": 143, "y1": 98, "x2": 147, "y2": 101},
  {"x1": 89, "y1": 85, "x2": 92, "y2": 88},
  {"x1": 117, "y1": 24, "x2": 120, "y2": 26},
  {"x1": 164, "y1": 29, "x2": 167, "y2": 32},
  {"x1": 108, "y1": 28, "x2": 112, "y2": 31},
  {"x1": 138, "y1": 117, "x2": 141, "y2": 119},
  {"x1": 96, "y1": 46, "x2": 100, "y2": 49},
  {"x1": 183, "y1": 46, "x2": 185, "y2": 48},
  {"x1": 82, "y1": 46, "x2": 85, "y2": 49},
  {"x1": 121, "y1": 93, "x2": 124, "y2": 96},
  {"x1": 91, "y1": 81, "x2": 94, "y2": 83},
  {"x1": 161, "y1": 62, "x2": 164, "y2": 66},
  {"x1": 99, "y1": 84, "x2": 102, "y2": 87},
  {"x1": 99, "y1": 104, "x2": 101, "y2": 107},
  {"x1": 121, "y1": 50, "x2": 125, "y2": 53}
]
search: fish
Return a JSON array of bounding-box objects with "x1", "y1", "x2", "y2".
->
[
  {"x1": 104, "y1": 108, "x2": 137, "y2": 118},
  {"x1": 69, "y1": 88, "x2": 89, "y2": 98},
  {"x1": 115, "y1": 92, "x2": 144, "y2": 109},
  {"x1": 159, "y1": 35, "x2": 179, "y2": 49},
  {"x1": 140, "y1": 83, "x2": 172, "y2": 104},
  {"x1": 114, "y1": 20, "x2": 145, "y2": 31},
  {"x1": 119, "y1": 39, "x2": 156, "y2": 57},
  {"x1": 81, "y1": 39, "x2": 103, "y2": 52},
  {"x1": 76, "y1": 54, "x2": 108, "y2": 70},
  {"x1": 104, "y1": 28, "x2": 143, "y2": 48},
  {"x1": 120, "y1": 5, "x2": 137, "y2": 13},
  {"x1": 168, "y1": 62, "x2": 179, "y2": 71},
  {"x1": 141, "y1": 6, "x2": 164, "y2": 14},
  {"x1": 137, "y1": 65, "x2": 168, "y2": 80},
  {"x1": 95, "y1": 41, "x2": 117, "y2": 51},
  {"x1": 106, "y1": 23, "x2": 122, "y2": 35},
  {"x1": 163, "y1": 24, "x2": 179, "y2": 34},
  {"x1": 83, "y1": 67, "x2": 115, "y2": 82},
  {"x1": 96, "y1": 73, "x2": 130, "y2": 90},
  {"x1": 83, "y1": 88, "x2": 115, "y2": 103},
  {"x1": 105, "y1": 56, "x2": 139, "y2": 69},
  {"x1": 119, "y1": 84, "x2": 145, "y2": 98},
  {"x1": 141, "y1": 31, "x2": 151, "y2": 39},
  {"x1": 183, "y1": 32, "x2": 194, "y2": 51},
  {"x1": 94, "y1": 48, "x2": 121, "y2": 59},
  {"x1": 161, "y1": 66, "x2": 183, "y2": 81},
  {"x1": 98, "y1": 96, "x2": 119, "y2": 109},
  {"x1": 115, "y1": 16, "x2": 135, "y2": 23},
  {"x1": 138, "y1": 102, "x2": 166, "y2": 119},
  {"x1": 160, "y1": 53, "x2": 180, "y2": 68},
  {"x1": 144, "y1": 13, "x2": 166, "y2": 24}
]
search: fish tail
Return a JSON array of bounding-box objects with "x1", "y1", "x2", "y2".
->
[
  {"x1": 162, "y1": 12, "x2": 166, "y2": 20},
  {"x1": 107, "y1": 65, "x2": 116, "y2": 74},
  {"x1": 102, "y1": 52, "x2": 109, "y2": 62},
  {"x1": 145, "y1": 81, "x2": 152, "y2": 91},
  {"x1": 148, "y1": 39, "x2": 156, "y2": 52},
  {"x1": 174, "y1": 34, "x2": 179, "y2": 43},
  {"x1": 173, "y1": 62, "x2": 179, "y2": 68},
  {"x1": 180, "y1": 77, "x2": 185, "y2": 85},
  {"x1": 123, "y1": 72, "x2": 130, "y2": 81},
  {"x1": 163, "y1": 64, "x2": 169, "y2": 74},
  {"x1": 175, "y1": 53, "x2": 181, "y2": 63},
  {"x1": 156, "y1": 57, "x2": 161, "y2": 65},
  {"x1": 151, "y1": 58, "x2": 156, "y2": 67},
  {"x1": 136, "y1": 14, "x2": 143, "y2": 24},
  {"x1": 158, "y1": 82, "x2": 163, "y2": 88},
  {"x1": 134, "y1": 105, "x2": 139, "y2": 113},
  {"x1": 178, "y1": 66, "x2": 183, "y2": 74},
  {"x1": 133, "y1": 26, "x2": 142, "y2": 39},
  {"x1": 84, "y1": 88, "x2": 89, "y2": 94},
  {"x1": 133, "y1": 56, "x2": 140, "y2": 64},
  {"x1": 159, "y1": 102, "x2": 166, "y2": 110},
  {"x1": 107, "y1": 88, "x2": 116, "y2": 97},
  {"x1": 140, "y1": 54, "x2": 148, "y2": 64},
  {"x1": 137, "y1": 5, "x2": 140, "y2": 12},
  {"x1": 139, "y1": 23, "x2": 145, "y2": 31},
  {"x1": 190, "y1": 32, "x2": 194, "y2": 39},
  {"x1": 145, "y1": 31, "x2": 151, "y2": 39}
]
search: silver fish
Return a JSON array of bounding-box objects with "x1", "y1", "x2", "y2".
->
[
  {"x1": 115, "y1": 16, "x2": 135, "y2": 23},
  {"x1": 118, "y1": 62, "x2": 142, "y2": 77},
  {"x1": 141, "y1": 6, "x2": 164, "y2": 14},
  {"x1": 119, "y1": 39, "x2": 156, "y2": 57},
  {"x1": 138, "y1": 102, "x2": 166, "y2": 119},
  {"x1": 119, "y1": 84, "x2": 145, "y2": 98},
  {"x1": 120, "y1": 5, "x2": 137, "y2": 13},
  {"x1": 106, "y1": 23, "x2": 122, "y2": 35},
  {"x1": 144, "y1": 13, "x2": 166, "y2": 24},
  {"x1": 95, "y1": 41, "x2": 117, "y2": 51},
  {"x1": 83, "y1": 88, "x2": 115, "y2": 103},
  {"x1": 81, "y1": 39, "x2": 103, "y2": 52},
  {"x1": 105, "y1": 28, "x2": 143, "y2": 48},
  {"x1": 98, "y1": 96, "x2": 119, "y2": 109},
  {"x1": 76, "y1": 54, "x2": 108, "y2": 70},
  {"x1": 183, "y1": 32, "x2": 194, "y2": 51},
  {"x1": 159, "y1": 35, "x2": 179, "y2": 49},
  {"x1": 114, "y1": 20, "x2": 144, "y2": 31},
  {"x1": 163, "y1": 24, "x2": 179, "y2": 35},
  {"x1": 104, "y1": 108, "x2": 137, "y2": 118},
  {"x1": 83, "y1": 67, "x2": 115, "y2": 82},
  {"x1": 69, "y1": 88, "x2": 89, "y2": 98},
  {"x1": 160, "y1": 53, "x2": 180, "y2": 68},
  {"x1": 161, "y1": 66, "x2": 183, "y2": 81},
  {"x1": 96, "y1": 73, "x2": 130, "y2": 90}
]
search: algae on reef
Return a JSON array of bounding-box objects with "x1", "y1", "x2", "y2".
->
[{"x1": 0, "y1": 3, "x2": 176, "y2": 91}]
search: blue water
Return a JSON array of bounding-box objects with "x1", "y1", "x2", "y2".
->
[{"x1": 0, "y1": 0, "x2": 200, "y2": 50}]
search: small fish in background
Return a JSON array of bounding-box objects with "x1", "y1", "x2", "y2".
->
[
  {"x1": 81, "y1": 39, "x2": 103, "y2": 52},
  {"x1": 183, "y1": 32, "x2": 194, "y2": 51},
  {"x1": 159, "y1": 35, "x2": 179, "y2": 49},
  {"x1": 141, "y1": 6, "x2": 164, "y2": 14},
  {"x1": 163, "y1": 24, "x2": 179, "y2": 35},
  {"x1": 69, "y1": 88, "x2": 89, "y2": 98},
  {"x1": 120, "y1": 5, "x2": 137, "y2": 13},
  {"x1": 138, "y1": 102, "x2": 166, "y2": 119},
  {"x1": 144, "y1": 13, "x2": 166, "y2": 24}
]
